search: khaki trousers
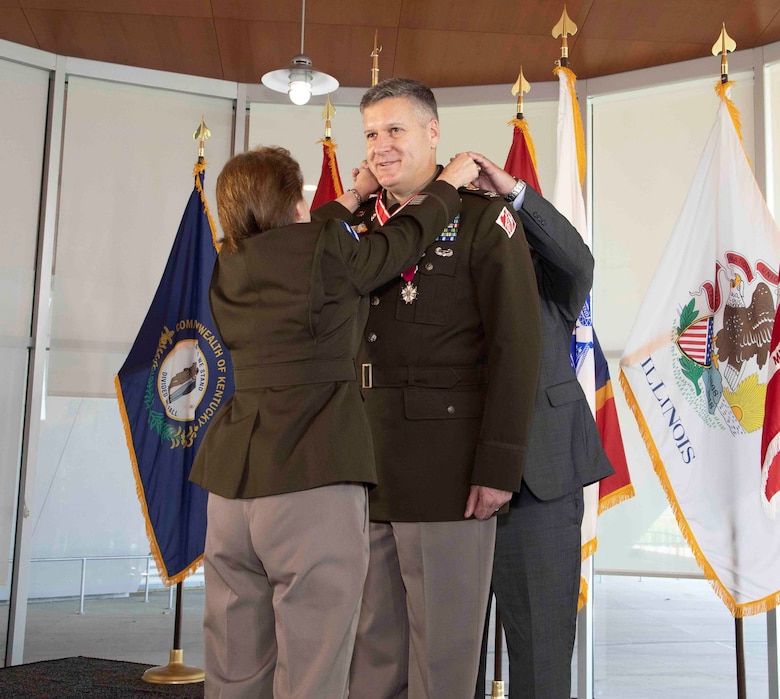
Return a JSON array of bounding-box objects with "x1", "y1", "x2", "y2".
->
[
  {"x1": 203, "y1": 484, "x2": 369, "y2": 699},
  {"x1": 349, "y1": 518, "x2": 496, "y2": 699}
]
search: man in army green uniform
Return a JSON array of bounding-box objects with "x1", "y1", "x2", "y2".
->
[{"x1": 317, "y1": 78, "x2": 542, "y2": 698}]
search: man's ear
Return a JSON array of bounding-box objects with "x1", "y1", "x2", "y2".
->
[{"x1": 429, "y1": 118, "x2": 440, "y2": 148}]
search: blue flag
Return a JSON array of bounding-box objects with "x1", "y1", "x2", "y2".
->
[{"x1": 115, "y1": 158, "x2": 234, "y2": 586}]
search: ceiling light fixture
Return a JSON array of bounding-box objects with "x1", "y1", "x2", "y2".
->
[{"x1": 261, "y1": 0, "x2": 338, "y2": 106}]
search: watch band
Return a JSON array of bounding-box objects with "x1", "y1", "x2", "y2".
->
[{"x1": 504, "y1": 178, "x2": 526, "y2": 203}]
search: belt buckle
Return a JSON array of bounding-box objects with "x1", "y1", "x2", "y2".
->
[{"x1": 361, "y1": 363, "x2": 373, "y2": 389}]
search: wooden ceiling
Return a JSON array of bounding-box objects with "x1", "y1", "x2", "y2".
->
[{"x1": 2, "y1": 0, "x2": 780, "y2": 88}]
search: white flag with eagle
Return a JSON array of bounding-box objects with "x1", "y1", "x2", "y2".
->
[{"x1": 619, "y1": 82, "x2": 780, "y2": 615}]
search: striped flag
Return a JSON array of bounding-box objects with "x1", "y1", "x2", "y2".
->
[
  {"x1": 594, "y1": 332, "x2": 635, "y2": 513},
  {"x1": 504, "y1": 117, "x2": 542, "y2": 194},
  {"x1": 311, "y1": 138, "x2": 344, "y2": 209},
  {"x1": 620, "y1": 82, "x2": 780, "y2": 615},
  {"x1": 115, "y1": 158, "x2": 234, "y2": 585},
  {"x1": 762, "y1": 309, "x2": 780, "y2": 517}
]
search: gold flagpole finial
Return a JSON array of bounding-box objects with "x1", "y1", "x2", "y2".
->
[
  {"x1": 711, "y1": 23, "x2": 736, "y2": 83},
  {"x1": 511, "y1": 67, "x2": 531, "y2": 118},
  {"x1": 193, "y1": 116, "x2": 211, "y2": 158},
  {"x1": 370, "y1": 30, "x2": 382, "y2": 86},
  {"x1": 552, "y1": 5, "x2": 578, "y2": 68},
  {"x1": 322, "y1": 94, "x2": 336, "y2": 139}
]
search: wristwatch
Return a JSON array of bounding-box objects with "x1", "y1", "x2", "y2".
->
[{"x1": 504, "y1": 178, "x2": 526, "y2": 203}]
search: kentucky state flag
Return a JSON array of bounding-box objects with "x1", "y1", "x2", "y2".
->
[
  {"x1": 620, "y1": 83, "x2": 780, "y2": 615},
  {"x1": 311, "y1": 138, "x2": 344, "y2": 209},
  {"x1": 115, "y1": 158, "x2": 234, "y2": 586}
]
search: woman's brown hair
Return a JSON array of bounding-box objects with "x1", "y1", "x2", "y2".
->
[{"x1": 216, "y1": 146, "x2": 304, "y2": 254}]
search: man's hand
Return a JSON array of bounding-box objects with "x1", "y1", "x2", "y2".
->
[
  {"x1": 465, "y1": 152, "x2": 517, "y2": 196},
  {"x1": 351, "y1": 160, "x2": 379, "y2": 200},
  {"x1": 437, "y1": 152, "x2": 480, "y2": 190},
  {"x1": 464, "y1": 485, "x2": 512, "y2": 520}
]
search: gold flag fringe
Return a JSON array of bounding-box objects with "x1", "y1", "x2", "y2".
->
[
  {"x1": 507, "y1": 118, "x2": 541, "y2": 177},
  {"x1": 114, "y1": 376, "x2": 203, "y2": 587},
  {"x1": 193, "y1": 158, "x2": 220, "y2": 252},
  {"x1": 318, "y1": 139, "x2": 344, "y2": 198},
  {"x1": 578, "y1": 536, "x2": 599, "y2": 608},
  {"x1": 577, "y1": 575, "x2": 589, "y2": 611},
  {"x1": 619, "y1": 368, "x2": 780, "y2": 617},
  {"x1": 598, "y1": 483, "x2": 636, "y2": 516},
  {"x1": 715, "y1": 81, "x2": 743, "y2": 144},
  {"x1": 553, "y1": 66, "x2": 587, "y2": 187}
]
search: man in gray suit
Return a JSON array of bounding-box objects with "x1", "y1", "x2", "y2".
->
[{"x1": 469, "y1": 153, "x2": 614, "y2": 699}]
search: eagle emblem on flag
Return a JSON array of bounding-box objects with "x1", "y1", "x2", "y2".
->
[{"x1": 674, "y1": 255, "x2": 777, "y2": 435}]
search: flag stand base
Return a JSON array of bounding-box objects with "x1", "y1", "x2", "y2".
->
[
  {"x1": 142, "y1": 649, "x2": 204, "y2": 684},
  {"x1": 491, "y1": 680, "x2": 505, "y2": 698}
]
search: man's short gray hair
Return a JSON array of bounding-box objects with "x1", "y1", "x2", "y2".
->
[{"x1": 359, "y1": 78, "x2": 439, "y2": 121}]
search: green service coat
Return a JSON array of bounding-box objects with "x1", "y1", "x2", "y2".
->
[{"x1": 190, "y1": 180, "x2": 461, "y2": 499}]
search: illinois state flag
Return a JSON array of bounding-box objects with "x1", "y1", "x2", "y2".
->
[
  {"x1": 115, "y1": 158, "x2": 234, "y2": 586},
  {"x1": 620, "y1": 83, "x2": 780, "y2": 615},
  {"x1": 311, "y1": 138, "x2": 344, "y2": 209}
]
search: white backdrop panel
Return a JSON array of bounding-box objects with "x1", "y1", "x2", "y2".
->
[
  {"x1": 0, "y1": 57, "x2": 50, "y2": 586},
  {"x1": 49, "y1": 76, "x2": 234, "y2": 398}
]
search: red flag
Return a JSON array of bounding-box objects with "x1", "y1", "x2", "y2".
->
[
  {"x1": 504, "y1": 118, "x2": 542, "y2": 195},
  {"x1": 761, "y1": 306, "x2": 780, "y2": 518},
  {"x1": 593, "y1": 332, "x2": 635, "y2": 513},
  {"x1": 311, "y1": 138, "x2": 343, "y2": 209}
]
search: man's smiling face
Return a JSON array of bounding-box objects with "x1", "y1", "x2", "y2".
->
[{"x1": 362, "y1": 96, "x2": 439, "y2": 203}]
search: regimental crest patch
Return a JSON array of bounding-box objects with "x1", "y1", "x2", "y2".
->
[{"x1": 495, "y1": 207, "x2": 517, "y2": 238}]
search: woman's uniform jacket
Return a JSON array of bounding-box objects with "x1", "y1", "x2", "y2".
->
[{"x1": 189, "y1": 180, "x2": 461, "y2": 499}]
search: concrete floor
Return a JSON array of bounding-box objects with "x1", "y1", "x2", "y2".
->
[{"x1": 1, "y1": 575, "x2": 775, "y2": 697}]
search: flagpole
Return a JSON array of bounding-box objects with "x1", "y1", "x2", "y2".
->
[
  {"x1": 711, "y1": 29, "x2": 750, "y2": 699},
  {"x1": 140, "y1": 119, "x2": 214, "y2": 686},
  {"x1": 370, "y1": 30, "x2": 381, "y2": 86},
  {"x1": 492, "y1": 604, "x2": 505, "y2": 697},
  {"x1": 736, "y1": 617, "x2": 747, "y2": 699}
]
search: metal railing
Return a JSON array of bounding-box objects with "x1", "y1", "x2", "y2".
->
[{"x1": 7, "y1": 554, "x2": 204, "y2": 615}]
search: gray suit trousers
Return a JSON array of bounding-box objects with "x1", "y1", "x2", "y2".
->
[{"x1": 476, "y1": 483, "x2": 583, "y2": 699}]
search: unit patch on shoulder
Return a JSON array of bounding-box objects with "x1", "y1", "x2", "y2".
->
[{"x1": 495, "y1": 207, "x2": 517, "y2": 238}]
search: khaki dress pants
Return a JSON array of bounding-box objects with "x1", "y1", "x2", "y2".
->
[
  {"x1": 203, "y1": 484, "x2": 369, "y2": 699},
  {"x1": 349, "y1": 518, "x2": 496, "y2": 699}
]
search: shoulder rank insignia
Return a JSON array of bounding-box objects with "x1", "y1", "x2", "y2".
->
[{"x1": 437, "y1": 213, "x2": 460, "y2": 242}]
